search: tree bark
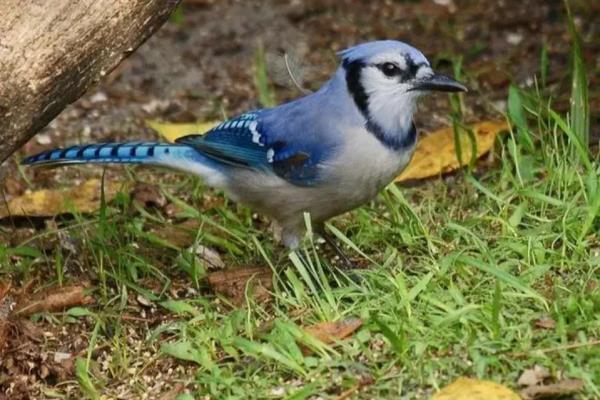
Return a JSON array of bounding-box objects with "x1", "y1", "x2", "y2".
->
[{"x1": 0, "y1": 0, "x2": 181, "y2": 163}]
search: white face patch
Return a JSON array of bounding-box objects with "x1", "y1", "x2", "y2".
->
[
  {"x1": 361, "y1": 65, "x2": 408, "y2": 95},
  {"x1": 266, "y1": 148, "x2": 275, "y2": 163},
  {"x1": 359, "y1": 63, "x2": 420, "y2": 137},
  {"x1": 343, "y1": 46, "x2": 432, "y2": 144}
]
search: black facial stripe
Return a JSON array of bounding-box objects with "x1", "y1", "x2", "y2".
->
[
  {"x1": 405, "y1": 56, "x2": 428, "y2": 81},
  {"x1": 405, "y1": 57, "x2": 418, "y2": 78},
  {"x1": 343, "y1": 59, "x2": 369, "y2": 118}
]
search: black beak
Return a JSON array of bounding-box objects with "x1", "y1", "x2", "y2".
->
[{"x1": 409, "y1": 73, "x2": 468, "y2": 93}]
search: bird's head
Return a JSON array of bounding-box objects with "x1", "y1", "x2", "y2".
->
[{"x1": 339, "y1": 40, "x2": 467, "y2": 146}]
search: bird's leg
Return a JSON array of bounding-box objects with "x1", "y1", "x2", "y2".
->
[{"x1": 315, "y1": 225, "x2": 356, "y2": 269}]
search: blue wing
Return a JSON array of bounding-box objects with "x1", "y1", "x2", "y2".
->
[{"x1": 176, "y1": 111, "x2": 325, "y2": 186}]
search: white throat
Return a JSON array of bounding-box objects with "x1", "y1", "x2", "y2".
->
[
  {"x1": 360, "y1": 66, "x2": 420, "y2": 137},
  {"x1": 366, "y1": 86, "x2": 418, "y2": 135}
]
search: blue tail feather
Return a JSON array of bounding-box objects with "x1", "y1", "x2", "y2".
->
[
  {"x1": 22, "y1": 142, "x2": 184, "y2": 167},
  {"x1": 23, "y1": 141, "x2": 230, "y2": 188}
]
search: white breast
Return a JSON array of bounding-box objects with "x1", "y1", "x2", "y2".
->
[{"x1": 327, "y1": 126, "x2": 415, "y2": 205}]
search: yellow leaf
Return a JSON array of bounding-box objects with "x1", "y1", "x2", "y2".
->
[
  {"x1": 432, "y1": 377, "x2": 520, "y2": 400},
  {"x1": 146, "y1": 120, "x2": 219, "y2": 143},
  {"x1": 0, "y1": 179, "x2": 124, "y2": 219},
  {"x1": 396, "y1": 121, "x2": 509, "y2": 182}
]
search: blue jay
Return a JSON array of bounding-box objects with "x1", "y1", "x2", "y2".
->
[{"x1": 23, "y1": 40, "x2": 466, "y2": 261}]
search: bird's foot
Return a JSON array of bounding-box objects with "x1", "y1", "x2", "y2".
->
[{"x1": 318, "y1": 228, "x2": 359, "y2": 269}]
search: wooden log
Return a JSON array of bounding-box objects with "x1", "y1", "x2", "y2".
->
[{"x1": 0, "y1": 0, "x2": 181, "y2": 163}]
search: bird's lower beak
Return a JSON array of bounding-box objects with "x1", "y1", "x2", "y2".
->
[{"x1": 409, "y1": 74, "x2": 468, "y2": 93}]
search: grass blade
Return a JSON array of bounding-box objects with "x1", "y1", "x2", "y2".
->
[
  {"x1": 254, "y1": 42, "x2": 276, "y2": 108},
  {"x1": 565, "y1": 0, "x2": 589, "y2": 149}
]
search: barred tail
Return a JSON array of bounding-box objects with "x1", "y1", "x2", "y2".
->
[
  {"x1": 22, "y1": 142, "x2": 226, "y2": 186},
  {"x1": 22, "y1": 142, "x2": 191, "y2": 167}
]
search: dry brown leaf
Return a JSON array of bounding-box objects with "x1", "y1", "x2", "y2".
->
[
  {"x1": 520, "y1": 379, "x2": 584, "y2": 400},
  {"x1": 13, "y1": 285, "x2": 94, "y2": 317},
  {"x1": 533, "y1": 317, "x2": 556, "y2": 330},
  {"x1": 15, "y1": 319, "x2": 44, "y2": 343},
  {"x1": 132, "y1": 183, "x2": 167, "y2": 209},
  {"x1": 192, "y1": 245, "x2": 225, "y2": 270},
  {"x1": 432, "y1": 377, "x2": 520, "y2": 400},
  {"x1": 150, "y1": 219, "x2": 201, "y2": 248},
  {"x1": 207, "y1": 267, "x2": 272, "y2": 306},
  {"x1": 159, "y1": 383, "x2": 185, "y2": 400},
  {"x1": 0, "y1": 179, "x2": 124, "y2": 219},
  {"x1": 396, "y1": 121, "x2": 508, "y2": 182},
  {"x1": 304, "y1": 318, "x2": 363, "y2": 345},
  {"x1": 518, "y1": 365, "x2": 551, "y2": 387}
]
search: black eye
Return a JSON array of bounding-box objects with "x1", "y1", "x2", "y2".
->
[{"x1": 380, "y1": 62, "x2": 400, "y2": 77}]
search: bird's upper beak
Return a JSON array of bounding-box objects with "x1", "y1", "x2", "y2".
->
[{"x1": 409, "y1": 73, "x2": 468, "y2": 93}]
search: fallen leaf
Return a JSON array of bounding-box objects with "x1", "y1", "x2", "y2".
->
[
  {"x1": 15, "y1": 319, "x2": 44, "y2": 343},
  {"x1": 207, "y1": 267, "x2": 272, "y2": 306},
  {"x1": 0, "y1": 179, "x2": 124, "y2": 219},
  {"x1": 13, "y1": 285, "x2": 94, "y2": 317},
  {"x1": 534, "y1": 316, "x2": 556, "y2": 330},
  {"x1": 159, "y1": 383, "x2": 185, "y2": 400},
  {"x1": 304, "y1": 318, "x2": 363, "y2": 345},
  {"x1": 146, "y1": 120, "x2": 219, "y2": 143},
  {"x1": 0, "y1": 282, "x2": 82, "y2": 392},
  {"x1": 518, "y1": 365, "x2": 551, "y2": 387},
  {"x1": 432, "y1": 377, "x2": 520, "y2": 400},
  {"x1": 132, "y1": 183, "x2": 167, "y2": 209},
  {"x1": 520, "y1": 379, "x2": 584, "y2": 400},
  {"x1": 191, "y1": 245, "x2": 225, "y2": 270},
  {"x1": 396, "y1": 121, "x2": 508, "y2": 182},
  {"x1": 150, "y1": 219, "x2": 201, "y2": 248}
]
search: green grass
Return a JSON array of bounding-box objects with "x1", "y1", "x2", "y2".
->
[{"x1": 2, "y1": 21, "x2": 600, "y2": 400}]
